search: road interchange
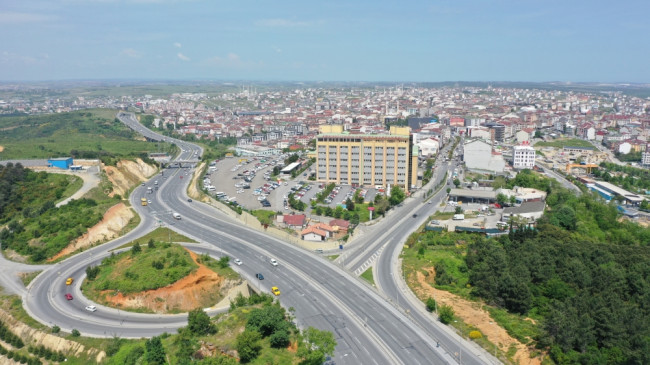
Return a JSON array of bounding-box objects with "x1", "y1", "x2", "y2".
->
[{"x1": 21, "y1": 112, "x2": 492, "y2": 365}]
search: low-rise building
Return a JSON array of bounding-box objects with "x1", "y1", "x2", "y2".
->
[{"x1": 512, "y1": 142, "x2": 536, "y2": 170}]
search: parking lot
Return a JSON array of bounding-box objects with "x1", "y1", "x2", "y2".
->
[{"x1": 203, "y1": 156, "x2": 381, "y2": 214}]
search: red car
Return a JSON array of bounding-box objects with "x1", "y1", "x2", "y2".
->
[{"x1": 65, "y1": 293, "x2": 73, "y2": 300}]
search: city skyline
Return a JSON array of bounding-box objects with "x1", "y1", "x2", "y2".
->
[{"x1": 2, "y1": 0, "x2": 649, "y2": 83}]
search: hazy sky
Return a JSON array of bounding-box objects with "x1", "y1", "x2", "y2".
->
[{"x1": 2, "y1": 0, "x2": 649, "y2": 82}]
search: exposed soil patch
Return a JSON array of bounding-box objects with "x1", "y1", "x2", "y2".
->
[
  {"x1": 0, "y1": 145, "x2": 4, "y2": 152},
  {"x1": 48, "y1": 203, "x2": 134, "y2": 262},
  {"x1": 412, "y1": 267, "x2": 542, "y2": 365},
  {"x1": 103, "y1": 158, "x2": 157, "y2": 197},
  {"x1": 188, "y1": 162, "x2": 207, "y2": 202},
  {"x1": 100, "y1": 249, "x2": 239, "y2": 313},
  {"x1": 0, "y1": 307, "x2": 105, "y2": 363}
]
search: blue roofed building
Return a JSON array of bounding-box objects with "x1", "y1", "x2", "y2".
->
[{"x1": 48, "y1": 157, "x2": 73, "y2": 169}]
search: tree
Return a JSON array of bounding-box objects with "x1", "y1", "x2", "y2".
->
[
  {"x1": 496, "y1": 193, "x2": 508, "y2": 206},
  {"x1": 148, "y1": 239, "x2": 156, "y2": 249},
  {"x1": 453, "y1": 178, "x2": 461, "y2": 188},
  {"x1": 438, "y1": 305, "x2": 455, "y2": 324},
  {"x1": 426, "y1": 297, "x2": 437, "y2": 312},
  {"x1": 188, "y1": 308, "x2": 217, "y2": 336},
  {"x1": 218, "y1": 256, "x2": 230, "y2": 268},
  {"x1": 297, "y1": 327, "x2": 336, "y2": 365},
  {"x1": 554, "y1": 205, "x2": 577, "y2": 231},
  {"x1": 236, "y1": 330, "x2": 262, "y2": 363},
  {"x1": 145, "y1": 336, "x2": 166, "y2": 365},
  {"x1": 131, "y1": 242, "x2": 141, "y2": 255},
  {"x1": 269, "y1": 329, "x2": 290, "y2": 348},
  {"x1": 345, "y1": 198, "x2": 355, "y2": 211},
  {"x1": 388, "y1": 185, "x2": 406, "y2": 206},
  {"x1": 86, "y1": 265, "x2": 100, "y2": 280},
  {"x1": 246, "y1": 305, "x2": 286, "y2": 337},
  {"x1": 454, "y1": 206, "x2": 463, "y2": 214}
]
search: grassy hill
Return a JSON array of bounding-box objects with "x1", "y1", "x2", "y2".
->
[
  {"x1": 0, "y1": 109, "x2": 175, "y2": 163},
  {"x1": 84, "y1": 242, "x2": 199, "y2": 295}
]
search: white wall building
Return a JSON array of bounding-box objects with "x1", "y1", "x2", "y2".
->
[
  {"x1": 463, "y1": 139, "x2": 506, "y2": 174},
  {"x1": 416, "y1": 137, "x2": 440, "y2": 157},
  {"x1": 512, "y1": 142, "x2": 536, "y2": 169}
]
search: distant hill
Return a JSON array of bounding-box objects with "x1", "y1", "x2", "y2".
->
[{"x1": 0, "y1": 109, "x2": 174, "y2": 164}]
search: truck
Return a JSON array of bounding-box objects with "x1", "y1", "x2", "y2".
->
[
  {"x1": 453, "y1": 214, "x2": 465, "y2": 220},
  {"x1": 141, "y1": 198, "x2": 148, "y2": 206},
  {"x1": 172, "y1": 212, "x2": 181, "y2": 220},
  {"x1": 147, "y1": 187, "x2": 153, "y2": 194}
]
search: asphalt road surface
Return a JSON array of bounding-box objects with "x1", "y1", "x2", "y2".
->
[{"x1": 22, "y1": 113, "x2": 490, "y2": 365}]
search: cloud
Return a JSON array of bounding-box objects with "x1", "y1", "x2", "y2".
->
[
  {"x1": 177, "y1": 53, "x2": 190, "y2": 61},
  {"x1": 174, "y1": 42, "x2": 182, "y2": 48},
  {"x1": 0, "y1": 12, "x2": 55, "y2": 24},
  {"x1": 273, "y1": 46, "x2": 282, "y2": 53},
  {"x1": 255, "y1": 18, "x2": 314, "y2": 27},
  {"x1": 121, "y1": 48, "x2": 143, "y2": 58},
  {"x1": 205, "y1": 53, "x2": 262, "y2": 69},
  {"x1": 0, "y1": 51, "x2": 40, "y2": 64}
]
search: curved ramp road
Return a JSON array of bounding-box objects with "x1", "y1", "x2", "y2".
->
[{"x1": 21, "y1": 113, "x2": 490, "y2": 365}]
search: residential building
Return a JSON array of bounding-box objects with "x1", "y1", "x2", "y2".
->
[
  {"x1": 316, "y1": 125, "x2": 418, "y2": 191},
  {"x1": 463, "y1": 139, "x2": 506, "y2": 174},
  {"x1": 512, "y1": 142, "x2": 536, "y2": 170}
]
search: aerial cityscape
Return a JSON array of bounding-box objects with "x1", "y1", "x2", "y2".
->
[{"x1": 1, "y1": 1, "x2": 649, "y2": 365}]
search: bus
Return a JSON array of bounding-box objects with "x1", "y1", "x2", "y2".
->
[{"x1": 141, "y1": 198, "x2": 148, "y2": 206}]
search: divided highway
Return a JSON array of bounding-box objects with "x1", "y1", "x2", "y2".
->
[{"x1": 23, "y1": 113, "x2": 490, "y2": 365}]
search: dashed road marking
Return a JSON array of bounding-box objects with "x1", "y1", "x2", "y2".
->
[{"x1": 353, "y1": 247, "x2": 384, "y2": 275}]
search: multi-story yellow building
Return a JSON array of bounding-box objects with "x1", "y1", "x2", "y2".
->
[{"x1": 316, "y1": 125, "x2": 418, "y2": 191}]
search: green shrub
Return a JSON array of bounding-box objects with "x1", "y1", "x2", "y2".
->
[
  {"x1": 426, "y1": 297, "x2": 437, "y2": 312},
  {"x1": 71, "y1": 329, "x2": 80, "y2": 337},
  {"x1": 439, "y1": 305, "x2": 455, "y2": 325}
]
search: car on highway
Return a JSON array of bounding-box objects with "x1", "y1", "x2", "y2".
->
[
  {"x1": 255, "y1": 273, "x2": 264, "y2": 280},
  {"x1": 85, "y1": 305, "x2": 97, "y2": 312},
  {"x1": 233, "y1": 258, "x2": 242, "y2": 266},
  {"x1": 66, "y1": 277, "x2": 73, "y2": 285},
  {"x1": 65, "y1": 293, "x2": 73, "y2": 300},
  {"x1": 270, "y1": 258, "x2": 278, "y2": 266},
  {"x1": 187, "y1": 198, "x2": 192, "y2": 202},
  {"x1": 412, "y1": 214, "x2": 418, "y2": 218},
  {"x1": 271, "y1": 286, "x2": 281, "y2": 296}
]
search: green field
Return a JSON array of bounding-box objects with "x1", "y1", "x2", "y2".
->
[
  {"x1": 0, "y1": 109, "x2": 175, "y2": 161},
  {"x1": 533, "y1": 138, "x2": 595, "y2": 149},
  {"x1": 83, "y1": 243, "x2": 198, "y2": 295}
]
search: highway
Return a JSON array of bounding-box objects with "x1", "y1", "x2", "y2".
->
[{"x1": 23, "y1": 113, "x2": 489, "y2": 365}]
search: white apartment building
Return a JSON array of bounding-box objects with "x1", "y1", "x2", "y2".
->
[{"x1": 512, "y1": 142, "x2": 536, "y2": 170}]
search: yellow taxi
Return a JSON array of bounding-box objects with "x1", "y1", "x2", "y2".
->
[
  {"x1": 65, "y1": 277, "x2": 74, "y2": 285},
  {"x1": 271, "y1": 286, "x2": 281, "y2": 296}
]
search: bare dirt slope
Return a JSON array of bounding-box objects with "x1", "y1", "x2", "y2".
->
[
  {"x1": 104, "y1": 158, "x2": 157, "y2": 197},
  {"x1": 49, "y1": 203, "x2": 134, "y2": 261},
  {"x1": 101, "y1": 249, "x2": 241, "y2": 313},
  {"x1": 0, "y1": 307, "x2": 105, "y2": 363},
  {"x1": 412, "y1": 267, "x2": 543, "y2": 365}
]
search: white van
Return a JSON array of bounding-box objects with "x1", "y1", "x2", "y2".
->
[{"x1": 172, "y1": 212, "x2": 181, "y2": 220}]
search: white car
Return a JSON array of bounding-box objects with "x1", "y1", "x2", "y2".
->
[
  {"x1": 234, "y1": 258, "x2": 243, "y2": 266},
  {"x1": 85, "y1": 305, "x2": 97, "y2": 312},
  {"x1": 270, "y1": 258, "x2": 278, "y2": 266}
]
